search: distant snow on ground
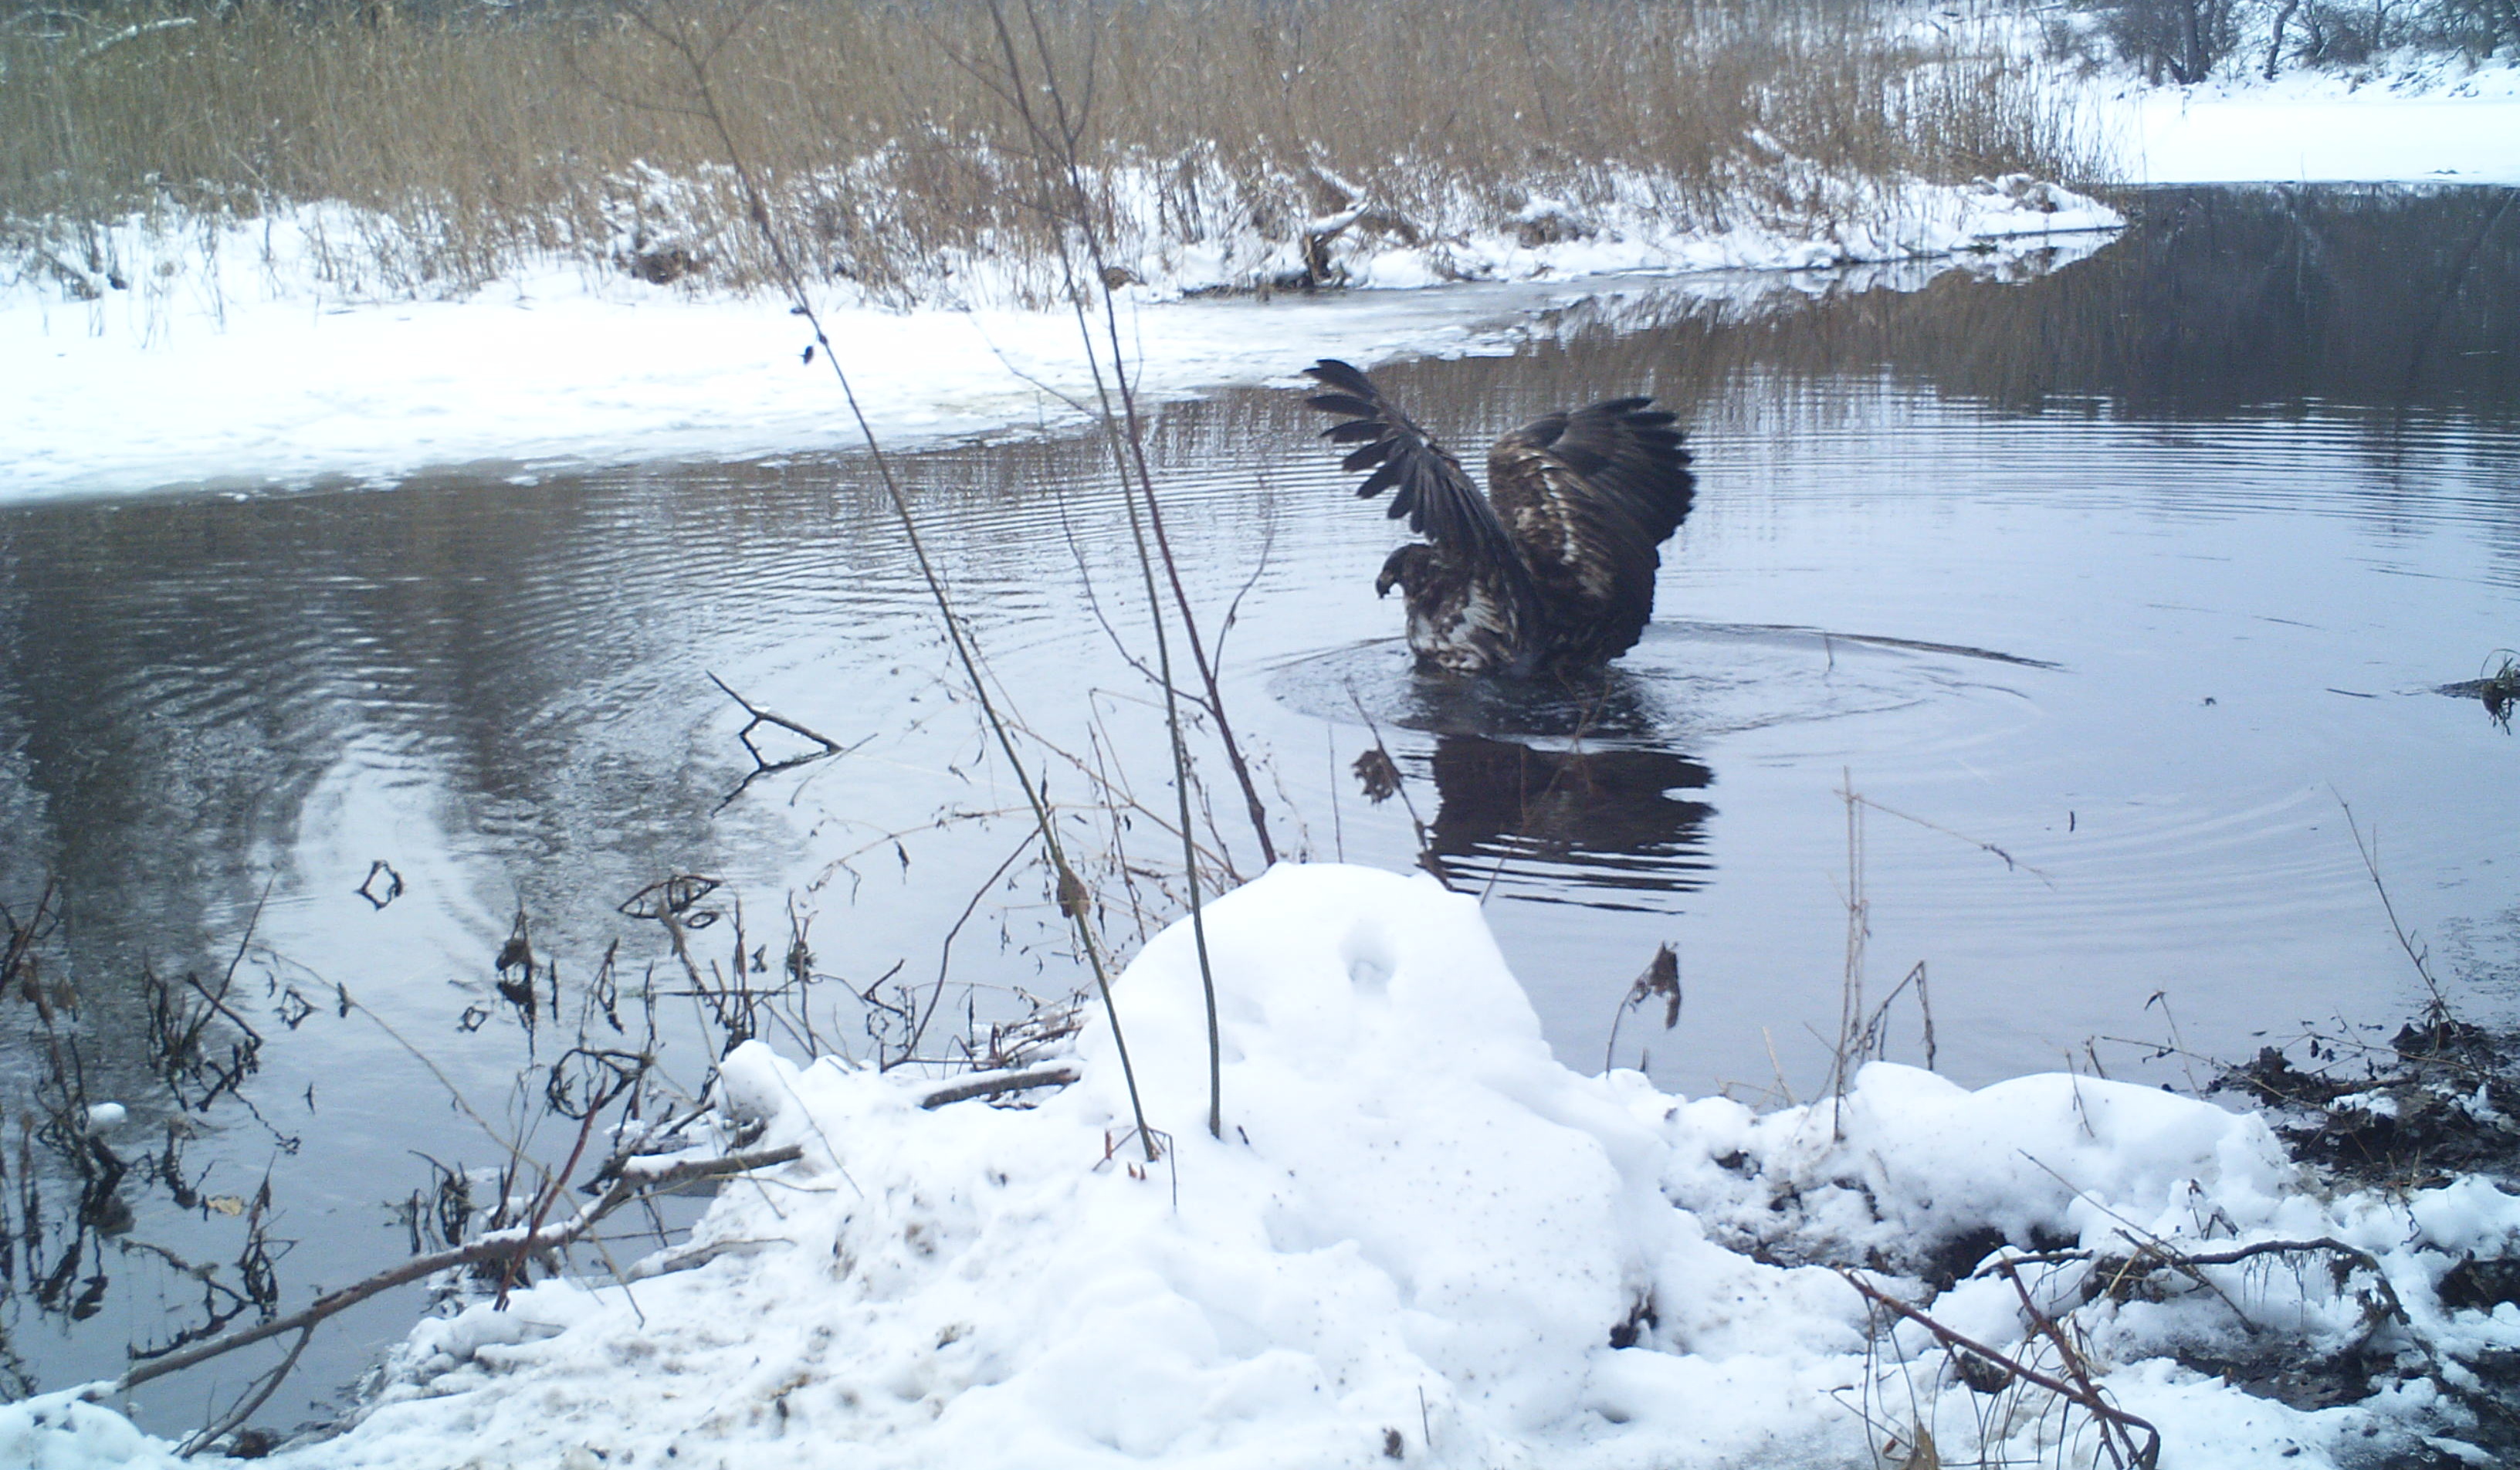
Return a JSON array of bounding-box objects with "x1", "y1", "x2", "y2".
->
[
  {"x1": 17, "y1": 865, "x2": 2518, "y2": 1468},
  {"x1": 2085, "y1": 52, "x2": 2520, "y2": 184},
  {"x1": 0, "y1": 176, "x2": 2112, "y2": 506}
]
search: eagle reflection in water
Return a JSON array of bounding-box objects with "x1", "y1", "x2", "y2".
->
[{"x1": 1416, "y1": 736, "x2": 1713, "y2": 910}]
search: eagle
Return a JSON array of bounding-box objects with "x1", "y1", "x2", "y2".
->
[{"x1": 1303, "y1": 360, "x2": 1695, "y2": 677}]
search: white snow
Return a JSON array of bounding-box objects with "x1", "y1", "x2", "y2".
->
[
  {"x1": 0, "y1": 1391, "x2": 176, "y2": 1470},
  {"x1": 0, "y1": 178, "x2": 2115, "y2": 506},
  {"x1": 26, "y1": 865, "x2": 2520, "y2": 1468},
  {"x1": 2078, "y1": 48, "x2": 2520, "y2": 185},
  {"x1": 5, "y1": 43, "x2": 2507, "y2": 506}
]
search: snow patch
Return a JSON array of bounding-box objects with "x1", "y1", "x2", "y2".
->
[{"x1": 0, "y1": 174, "x2": 2115, "y2": 505}]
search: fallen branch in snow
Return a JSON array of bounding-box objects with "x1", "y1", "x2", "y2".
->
[
  {"x1": 1991, "y1": 1257, "x2": 2156, "y2": 1470},
  {"x1": 1838, "y1": 1268, "x2": 2161, "y2": 1470},
  {"x1": 917, "y1": 1063, "x2": 1080, "y2": 1109},
  {"x1": 104, "y1": 1143, "x2": 804, "y2": 1397},
  {"x1": 2044, "y1": 1234, "x2": 2416, "y2": 1346}
]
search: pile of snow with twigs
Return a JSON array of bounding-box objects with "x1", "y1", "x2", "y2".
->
[{"x1": 17, "y1": 864, "x2": 2520, "y2": 1468}]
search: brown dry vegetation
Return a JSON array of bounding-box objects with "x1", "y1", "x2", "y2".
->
[{"x1": 1, "y1": 0, "x2": 2097, "y2": 301}]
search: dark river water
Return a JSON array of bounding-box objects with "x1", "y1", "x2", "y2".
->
[{"x1": 2, "y1": 183, "x2": 2516, "y2": 1436}]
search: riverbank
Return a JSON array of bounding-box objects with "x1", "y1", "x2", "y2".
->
[
  {"x1": 8, "y1": 0, "x2": 2515, "y2": 503},
  {"x1": 0, "y1": 177, "x2": 2114, "y2": 505},
  {"x1": 16, "y1": 865, "x2": 2520, "y2": 1468},
  {"x1": 5, "y1": 72, "x2": 2515, "y2": 505}
]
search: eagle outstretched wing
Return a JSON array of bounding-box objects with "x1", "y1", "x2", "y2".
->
[
  {"x1": 1487, "y1": 398, "x2": 1695, "y2": 667},
  {"x1": 1302, "y1": 359, "x2": 1537, "y2": 619},
  {"x1": 1303, "y1": 358, "x2": 1693, "y2": 674}
]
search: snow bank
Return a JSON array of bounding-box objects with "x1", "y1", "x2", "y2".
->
[
  {"x1": 0, "y1": 1391, "x2": 178, "y2": 1470},
  {"x1": 31, "y1": 864, "x2": 2520, "y2": 1468},
  {"x1": 2081, "y1": 52, "x2": 2520, "y2": 185},
  {"x1": 0, "y1": 178, "x2": 2112, "y2": 506}
]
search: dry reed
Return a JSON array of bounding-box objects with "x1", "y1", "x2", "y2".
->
[{"x1": 2, "y1": 0, "x2": 2098, "y2": 301}]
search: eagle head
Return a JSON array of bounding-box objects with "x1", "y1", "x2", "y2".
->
[{"x1": 1376, "y1": 543, "x2": 1438, "y2": 599}]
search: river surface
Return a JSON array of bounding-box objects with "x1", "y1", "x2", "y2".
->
[{"x1": 2, "y1": 183, "x2": 2516, "y2": 1435}]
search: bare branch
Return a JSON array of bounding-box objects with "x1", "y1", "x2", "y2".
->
[
  {"x1": 109, "y1": 1145, "x2": 804, "y2": 1396},
  {"x1": 918, "y1": 1064, "x2": 1081, "y2": 1109}
]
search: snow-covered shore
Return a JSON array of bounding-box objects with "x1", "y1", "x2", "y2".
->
[
  {"x1": 17, "y1": 865, "x2": 2517, "y2": 1468},
  {"x1": 2097, "y1": 56, "x2": 2520, "y2": 185},
  {"x1": 4, "y1": 51, "x2": 2511, "y2": 508},
  {"x1": 0, "y1": 175, "x2": 2115, "y2": 506}
]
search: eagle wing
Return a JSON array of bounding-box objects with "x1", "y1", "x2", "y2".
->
[
  {"x1": 1486, "y1": 398, "x2": 1695, "y2": 667},
  {"x1": 1302, "y1": 359, "x2": 1537, "y2": 618}
]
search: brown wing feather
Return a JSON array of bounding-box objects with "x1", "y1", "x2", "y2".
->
[
  {"x1": 1487, "y1": 398, "x2": 1695, "y2": 669},
  {"x1": 1302, "y1": 360, "x2": 1538, "y2": 622}
]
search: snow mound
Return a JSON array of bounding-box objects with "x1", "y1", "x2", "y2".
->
[
  {"x1": 0, "y1": 1390, "x2": 180, "y2": 1470},
  {"x1": 39, "y1": 865, "x2": 2520, "y2": 1467}
]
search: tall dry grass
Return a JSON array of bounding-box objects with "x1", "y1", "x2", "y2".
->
[{"x1": 2, "y1": 0, "x2": 2097, "y2": 300}]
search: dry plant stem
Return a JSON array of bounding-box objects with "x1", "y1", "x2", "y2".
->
[
  {"x1": 1088, "y1": 276, "x2": 1227, "y2": 1141},
  {"x1": 1836, "y1": 1268, "x2": 2161, "y2": 1470},
  {"x1": 495, "y1": 1096, "x2": 610, "y2": 1309},
  {"x1": 110, "y1": 1144, "x2": 806, "y2": 1396},
  {"x1": 628, "y1": 0, "x2": 1159, "y2": 1161},
  {"x1": 910, "y1": 831, "x2": 1038, "y2": 1062},
  {"x1": 1831, "y1": 772, "x2": 1868, "y2": 1135},
  {"x1": 1993, "y1": 1258, "x2": 2146, "y2": 1470},
  {"x1": 175, "y1": 1325, "x2": 310, "y2": 1458},
  {"x1": 2335, "y1": 793, "x2": 2447, "y2": 1011},
  {"x1": 982, "y1": 0, "x2": 1224, "y2": 1139},
  {"x1": 1848, "y1": 793, "x2": 2054, "y2": 886}
]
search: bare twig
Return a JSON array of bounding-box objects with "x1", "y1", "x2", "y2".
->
[
  {"x1": 917, "y1": 1064, "x2": 1081, "y2": 1109},
  {"x1": 2334, "y1": 793, "x2": 2447, "y2": 1011},
  {"x1": 110, "y1": 1145, "x2": 804, "y2": 1395},
  {"x1": 1837, "y1": 1268, "x2": 2160, "y2": 1470},
  {"x1": 708, "y1": 672, "x2": 861, "y2": 809},
  {"x1": 617, "y1": 0, "x2": 1160, "y2": 1160},
  {"x1": 1848, "y1": 794, "x2": 2055, "y2": 886}
]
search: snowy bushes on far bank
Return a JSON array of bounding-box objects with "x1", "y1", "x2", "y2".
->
[
  {"x1": 25, "y1": 863, "x2": 2518, "y2": 1468},
  {"x1": 2053, "y1": 0, "x2": 2520, "y2": 86}
]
